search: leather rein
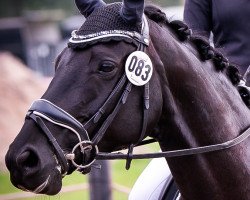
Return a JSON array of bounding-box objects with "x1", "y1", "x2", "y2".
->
[{"x1": 25, "y1": 16, "x2": 250, "y2": 176}]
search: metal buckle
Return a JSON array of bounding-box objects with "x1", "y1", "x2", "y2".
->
[{"x1": 66, "y1": 141, "x2": 99, "y2": 169}]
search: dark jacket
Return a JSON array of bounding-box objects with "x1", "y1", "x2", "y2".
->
[{"x1": 184, "y1": 0, "x2": 250, "y2": 74}]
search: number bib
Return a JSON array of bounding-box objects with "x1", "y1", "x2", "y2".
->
[{"x1": 125, "y1": 51, "x2": 153, "y2": 86}]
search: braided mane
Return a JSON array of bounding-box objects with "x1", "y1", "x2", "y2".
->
[{"x1": 144, "y1": 5, "x2": 250, "y2": 107}]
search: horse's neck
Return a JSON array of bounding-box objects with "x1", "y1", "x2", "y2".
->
[{"x1": 150, "y1": 21, "x2": 250, "y2": 200}]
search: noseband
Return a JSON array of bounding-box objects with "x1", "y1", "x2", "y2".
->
[{"x1": 26, "y1": 15, "x2": 250, "y2": 176}]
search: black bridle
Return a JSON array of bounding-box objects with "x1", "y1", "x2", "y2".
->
[
  {"x1": 26, "y1": 15, "x2": 151, "y2": 174},
  {"x1": 26, "y1": 15, "x2": 250, "y2": 176}
]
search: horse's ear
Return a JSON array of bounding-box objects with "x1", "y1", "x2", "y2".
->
[
  {"x1": 75, "y1": 0, "x2": 106, "y2": 17},
  {"x1": 120, "y1": 0, "x2": 144, "y2": 24}
]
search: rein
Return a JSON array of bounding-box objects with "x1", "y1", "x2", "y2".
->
[
  {"x1": 97, "y1": 126, "x2": 250, "y2": 160},
  {"x1": 25, "y1": 15, "x2": 250, "y2": 175}
]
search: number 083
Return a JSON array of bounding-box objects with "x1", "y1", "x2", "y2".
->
[{"x1": 128, "y1": 56, "x2": 151, "y2": 81}]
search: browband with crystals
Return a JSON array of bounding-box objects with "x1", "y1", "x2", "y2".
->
[{"x1": 69, "y1": 15, "x2": 149, "y2": 46}]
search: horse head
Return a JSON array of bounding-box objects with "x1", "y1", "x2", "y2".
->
[
  {"x1": 5, "y1": 0, "x2": 163, "y2": 195},
  {"x1": 5, "y1": 0, "x2": 250, "y2": 199}
]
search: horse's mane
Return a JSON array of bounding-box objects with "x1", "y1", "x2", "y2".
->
[{"x1": 144, "y1": 5, "x2": 250, "y2": 106}]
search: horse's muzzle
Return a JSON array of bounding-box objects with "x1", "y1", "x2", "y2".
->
[{"x1": 5, "y1": 141, "x2": 62, "y2": 195}]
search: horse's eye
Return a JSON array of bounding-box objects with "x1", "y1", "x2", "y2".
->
[{"x1": 99, "y1": 61, "x2": 115, "y2": 73}]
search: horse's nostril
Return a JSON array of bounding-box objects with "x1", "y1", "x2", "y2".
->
[{"x1": 17, "y1": 150, "x2": 39, "y2": 169}]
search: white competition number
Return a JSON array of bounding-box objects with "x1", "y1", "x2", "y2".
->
[{"x1": 125, "y1": 51, "x2": 153, "y2": 86}]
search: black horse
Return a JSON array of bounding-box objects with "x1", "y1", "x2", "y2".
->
[{"x1": 5, "y1": 0, "x2": 250, "y2": 199}]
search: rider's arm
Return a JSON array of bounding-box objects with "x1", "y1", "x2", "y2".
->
[{"x1": 184, "y1": 0, "x2": 212, "y2": 39}]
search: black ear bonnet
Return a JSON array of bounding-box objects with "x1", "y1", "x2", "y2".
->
[{"x1": 68, "y1": 3, "x2": 143, "y2": 49}]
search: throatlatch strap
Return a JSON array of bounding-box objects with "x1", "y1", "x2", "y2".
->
[{"x1": 125, "y1": 82, "x2": 150, "y2": 169}]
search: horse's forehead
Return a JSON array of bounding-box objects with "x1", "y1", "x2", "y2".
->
[
  {"x1": 53, "y1": 43, "x2": 133, "y2": 78},
  {"x1": 63, "y1": 42, "x2": 135, "y2": 62}
]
